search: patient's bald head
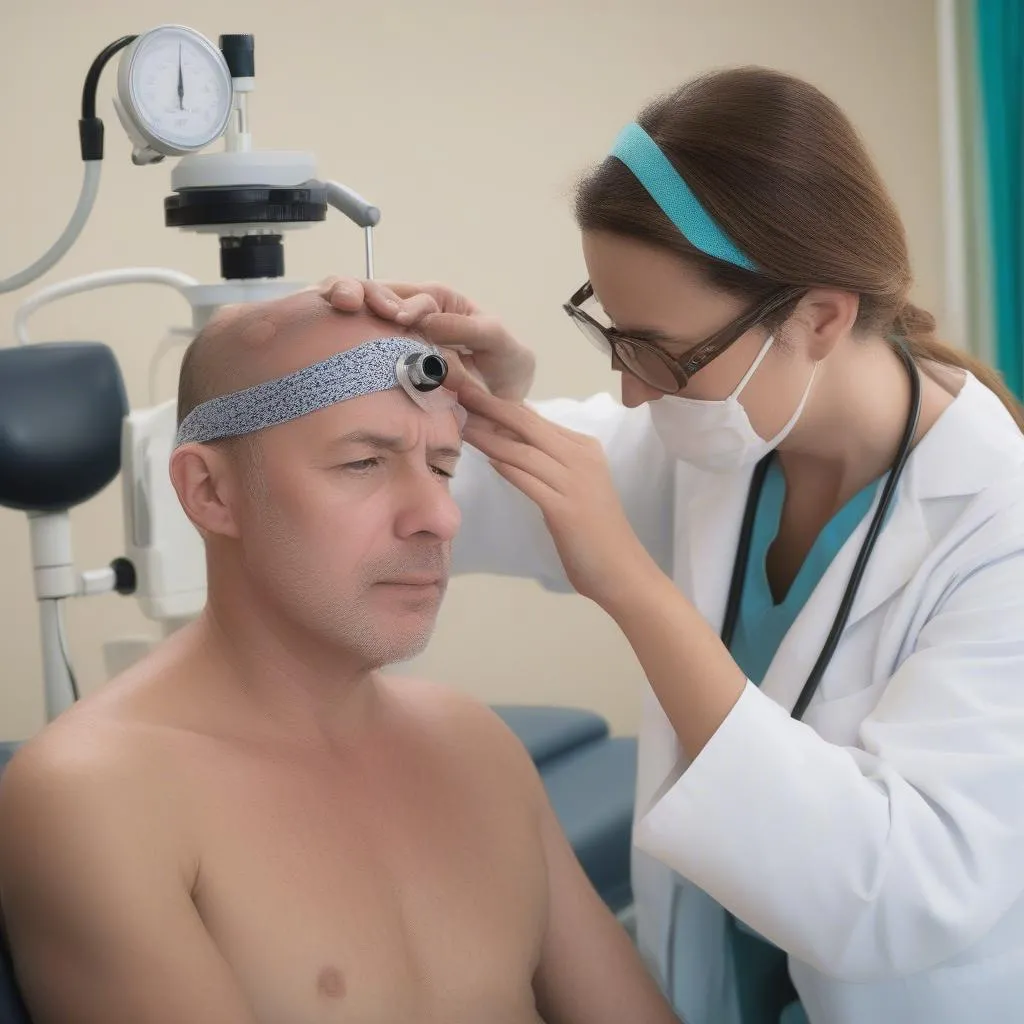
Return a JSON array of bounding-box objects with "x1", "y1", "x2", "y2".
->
[
  {"x1": 177, "y1": 289, "x2": 400, "y2": 425},
  {"x1": 170, "y1": 288, "x2": 463, "y2": 671}
]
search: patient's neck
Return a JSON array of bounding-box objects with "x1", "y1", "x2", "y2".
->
[{"x1": 190, "y1": 568, "x2": 383, "y2": 750}]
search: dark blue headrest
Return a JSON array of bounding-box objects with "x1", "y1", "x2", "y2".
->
[{"x1": 0, "y1": 342, "x2": 127, "y2": 513}]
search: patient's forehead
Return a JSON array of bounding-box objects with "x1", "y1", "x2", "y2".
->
[
  {"x1": 188, "y1": 291, "x2": 464, "y2": 459},
  {"x1": 199, "y1": 292, "x2": 418, "y2": 398},
  {"x1": 280, "y1": 386, "x2": 464, "y2": 451}
]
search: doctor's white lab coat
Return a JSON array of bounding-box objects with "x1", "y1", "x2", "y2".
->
[{"x1": 450, "y1": 372, "x2": 1024, "y2": 1024}]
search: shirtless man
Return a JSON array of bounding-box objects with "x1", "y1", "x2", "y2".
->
[{"x1": 0, "y1": 291, "x2": 679, "y2": 1024}]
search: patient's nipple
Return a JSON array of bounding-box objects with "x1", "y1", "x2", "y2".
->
[{"x1": 317, "y1": 965, "x2": 347, "y2": 1000}]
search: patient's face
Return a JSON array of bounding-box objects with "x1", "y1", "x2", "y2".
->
[
  {"x1": 218, "y1": 312, "x2": 464, "y2": 669},
  {"x1": 234, "y1": 387, "x2": 462, "y2": 668}
]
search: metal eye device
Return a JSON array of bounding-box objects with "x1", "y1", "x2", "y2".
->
[
  {"x1": 0, "y1": 25, "x2": 409, "y2": 721},
  {"x1": 398, "y1": 351, "x2": 449, "y2": 394}
]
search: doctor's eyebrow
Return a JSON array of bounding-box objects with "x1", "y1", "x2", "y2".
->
[
  {"x1": 612, "y1": 324, "x2": 701, "y2": 353},
  {"x1": 327, "y1": 430, "x2": 462, "y2": 461}
]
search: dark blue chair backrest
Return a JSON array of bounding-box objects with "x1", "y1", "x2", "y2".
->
[
  {"x1": 0, "y1": 743, "x2": 32, "y2": 1024},
  {"x1": 0, "y1": 925, "x2": 31, "y2": 1024}
]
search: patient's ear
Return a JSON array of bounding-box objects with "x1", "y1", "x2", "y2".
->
[{"x1": 169, "y1": 443, "x2": 242, "y2": 539}]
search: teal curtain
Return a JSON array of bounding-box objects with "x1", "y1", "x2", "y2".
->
[{"x1": 975, "y1": 0, "x2": 1024, "y2": 399}]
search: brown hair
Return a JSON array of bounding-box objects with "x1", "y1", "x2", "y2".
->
[{"x1": 575, "y1": 66, "x2": 1024, "y2": 431}]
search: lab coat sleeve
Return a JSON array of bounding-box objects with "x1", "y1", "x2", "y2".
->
[
  {"x1": 632, "y1": 545, "x2": 1024, "y2": 981},
  {"x1": 451, "y1": 392, "x2": 675, "y2": 593}
]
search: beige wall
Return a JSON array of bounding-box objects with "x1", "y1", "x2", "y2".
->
[{"x1": 0, "y1": 0, "x2": 943, "y2": 741}]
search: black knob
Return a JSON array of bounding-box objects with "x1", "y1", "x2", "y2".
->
[
  {"x1": 219, "y1": 235, "x2": 285, "y2": 280},
  {"x1": 219, "y1": 34, "x2": 255, "y2": 78},
  {"x1": 110, "y1": 557, "x2": 137, "y2": 596}
]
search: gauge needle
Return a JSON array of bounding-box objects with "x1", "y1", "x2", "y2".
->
[{"x1": 177, "y1": 45, "x2": 184, "y2": 110}]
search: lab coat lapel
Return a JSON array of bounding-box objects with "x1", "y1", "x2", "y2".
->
[
  {"x1": 758, "y1": 471, "x2": 930, "y2": 713},
  {"x1": 680, "y1": 464, "x2": 756, "y2": 632},
  {"x1": 673, "y1": 374, "x2": 1012, "y2": 717},
  {"x1": 831, "y1": 372, "x2": 1024, "y2": 639}
]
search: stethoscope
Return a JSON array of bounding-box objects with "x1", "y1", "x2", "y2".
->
[
  {"x1": 719, "y1": 339, "x2": 921, "y2": 720},
  {"x1": 663, "y1": 340, "x2": 921, "y2": 999}
]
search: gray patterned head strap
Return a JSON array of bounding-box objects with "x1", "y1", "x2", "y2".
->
[{"x1": 175, "y1": 336, "x2": 440, "y2": 447}]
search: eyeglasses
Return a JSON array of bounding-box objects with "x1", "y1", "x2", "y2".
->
[{"x1": 562, "y1": 281, "x2": 807, "y2": 393}]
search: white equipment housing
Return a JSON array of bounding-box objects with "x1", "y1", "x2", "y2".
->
[{"x1": 7, "y1": 25, "x2": 381, "y2": 720}]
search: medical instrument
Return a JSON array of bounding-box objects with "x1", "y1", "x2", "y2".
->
[
  {"x1": 398, "y1": 351, "x2": 449, "y2": 392},
  {"x1": 720, "y1": 339, "x2": 922, "y2": 720},
  {"x1": 112, "y1": 27, "x2": 234, "y2": 162},
  {"x1": 175, "y1": 337, "x2": 449, "y2": 447},
  {"x1": 1, "y1": 24, "x2": 386, "y2": 721}
]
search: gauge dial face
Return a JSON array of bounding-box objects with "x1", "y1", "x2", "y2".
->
[{"x1": 126, "y1": 26, "x2": 232, "y2": 153}]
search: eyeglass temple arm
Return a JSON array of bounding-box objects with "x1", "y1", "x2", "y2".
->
[{"x1": 682, "y1": 285, "x2": 807, "y2": 372}]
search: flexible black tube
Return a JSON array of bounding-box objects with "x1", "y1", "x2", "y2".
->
[{"x1": 79, "y1": 34, "x2": 137, "y2": 160}]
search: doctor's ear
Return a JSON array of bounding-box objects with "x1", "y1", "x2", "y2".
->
[
  {"x1": 169, "y1": 442, "x2": 243, "y2": 539},
  {"x1": 788, "y1": 289, "x2": 860, "y2": 360}
]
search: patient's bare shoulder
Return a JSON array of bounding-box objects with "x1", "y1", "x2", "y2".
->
[
  {"x1": 0, "y1": 706, "x2": 194, "y2": 855},
  {"x1": 0, "y1": 657, "x2": 204, "y2": 885},
  {"x1": 382, "y1": 675, "x2": 545, "y2": 797},
  {"x1": 0, "y1": 702, "x2": 261, "y2": 1024}
]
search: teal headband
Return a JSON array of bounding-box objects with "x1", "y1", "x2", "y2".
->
[{"x1": 609, "y1": 122, "x2": 758, "y2": 272}]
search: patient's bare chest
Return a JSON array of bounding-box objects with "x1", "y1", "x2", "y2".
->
[{"x1": 186, "y1": 739, "x2": 548, "y2": 1023}]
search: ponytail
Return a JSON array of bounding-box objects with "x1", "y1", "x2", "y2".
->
[{"x1": 894, "y1": 303, "x2": 1024, "y2": 432}]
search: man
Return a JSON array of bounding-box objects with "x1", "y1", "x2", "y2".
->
[{"x1": 0, "y1": 291, "x2": 679, "y2": 1024}]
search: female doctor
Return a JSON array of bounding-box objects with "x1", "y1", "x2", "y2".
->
[{"x1": 322, "y1": 67, "x2": 1024, "y2": 1024}]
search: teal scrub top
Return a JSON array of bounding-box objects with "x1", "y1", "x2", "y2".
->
[{"x1": 672, "y1": 457, "x2": 882, "y2": 1024}]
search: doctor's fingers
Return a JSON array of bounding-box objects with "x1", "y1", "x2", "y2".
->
[
  {"x1": 462, "y1": 420, "x2": 566, "y2": 492},
  {"x1": 457, "y1": 385, "x2": 588, "y2": 455},
  {"x1": 416, "y1": 313, "x2": 536, "y2": 392},
  {"x1": 486, "y1": 458, "x2": 560, "y2": 511},
  {"x1": 413, "y1": 311, "x2": 521, "y2": 365},
  {"x1": 329, "y1": 278, "x2": 485, "y2": 321},
  {"x1": 438, "y1": 349, "x2": 487, "y2": 397},
  {"x1": 313, "y1": 275, "x2": 365, "y2": 310},
  {"x1": 315, "y1": 277, "x2": 442, "y2": 324}
]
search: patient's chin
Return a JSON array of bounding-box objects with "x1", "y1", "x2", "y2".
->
[
  {"x1": 350, "y1": 623, "x2": 437, "y2": 670},
  {"x1": 344, "y1": 597, "x2": 443, "y2": 669}
]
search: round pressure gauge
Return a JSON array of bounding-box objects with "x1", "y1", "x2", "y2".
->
[{"x1": 115, "y1": 25, "x2": 233, "y2": 158}]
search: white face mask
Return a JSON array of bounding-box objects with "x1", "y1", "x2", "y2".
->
[{"x1": 648, "y1": 333, "x2": 816, "y2": 473}]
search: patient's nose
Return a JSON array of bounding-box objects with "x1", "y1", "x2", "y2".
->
[{"x1": 394, "y1": 471, "x2": 461, "y2": 542}]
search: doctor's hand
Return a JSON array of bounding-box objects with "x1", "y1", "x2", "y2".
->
[
  {"x1": 314, "y1": 276, "x2": 536, "y2": 402},
  {"x1": 458, "y1": 384, "x2": 657, "y2": 607}
]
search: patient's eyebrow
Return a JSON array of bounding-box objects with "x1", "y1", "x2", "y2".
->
[{"x1": 327, "y1": 430, "x2": 461, "y2": 460}]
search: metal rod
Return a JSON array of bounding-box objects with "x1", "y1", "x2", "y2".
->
[
  {"x1": 39, "y1": 599, "x2": 77, "y2": 720},
  {"x1": 364, "y1": 226, "x2": 375, "y2": 280}
]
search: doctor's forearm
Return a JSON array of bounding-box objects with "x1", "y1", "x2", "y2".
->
[{"x1": 600, "y1": 562, "x2": 747, "y2": 760}]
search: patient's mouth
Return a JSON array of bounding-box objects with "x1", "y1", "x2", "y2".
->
[
  {"x1": 374, "y1": 575, "x2": 448, "y2": 595},
  {"x1": 367, "y1": 550, "x2": 449, "y2": 592}
]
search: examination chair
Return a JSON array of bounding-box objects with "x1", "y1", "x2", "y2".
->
[
  {"x1": 0, "y1": 341, "x2": 126, "y2": 1024},
  {"x1": 0, "y1": 745, "x2": 30, "y2": 1024},
  {"x1": 492, "y1": 705, "x2": 637, "y2": 914}
]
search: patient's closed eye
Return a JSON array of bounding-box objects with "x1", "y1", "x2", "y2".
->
[
  {"x1": 343, "y1": 458, "x2": 381, "y2": 472},
  {"x1": 342, "y1": 456, "x2": 456, "y2": 479}
]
